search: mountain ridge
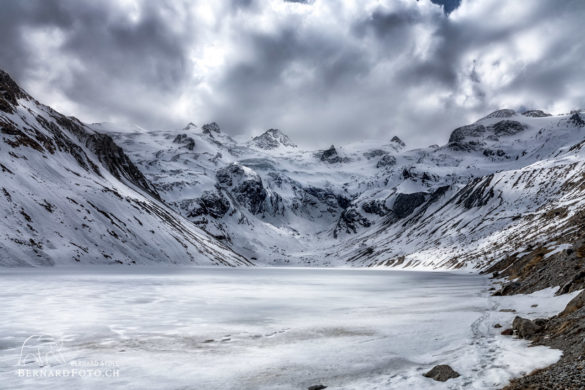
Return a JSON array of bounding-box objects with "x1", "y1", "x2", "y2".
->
[
  {"x1": 2, "y1": 68, "x2": 585, "y2": 276},
  {"x1": 0, "y1": 70, "x2": 250, "y2": 266}
]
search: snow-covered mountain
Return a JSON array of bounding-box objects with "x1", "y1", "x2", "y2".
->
[
  {"x1": 100, "y1": 106, "x2": 585, "y2": 270},
  {"x1": 2, "y1": 67, "x2": 585, "y2": 270},
  {"x1": 0, "y1": 70, "x2": 250, "y2": 266}
]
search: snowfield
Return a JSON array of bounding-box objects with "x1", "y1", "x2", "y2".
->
[{"x1": 0, "y1": 268, "x2": 576, "y2": 390}]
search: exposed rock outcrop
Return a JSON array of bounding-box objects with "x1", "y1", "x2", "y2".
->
[
  {"x1": 512, "y1": 316, "x2": 544, "y2": 339},
  {"x1": 189, "y1": 191, "x2": 231, "y2": 219},
  {"x1": 522, "y1": 110, "x2": 551, "y2": 118},
  {"x1": 376, "y1": 154, "x2": 396, "y2": 168},
  {"x1": 320, "y1": 145, "x2": 342, "y2": 163},
  {"x1": 390, "y1": 136, "x2": 406, "y2": 148},
  {"x1": 202, "y1": 122, "x2": 221, "y2": 135},
  {"x1": 392, "y1": 192, "x2": 427, "y2": 219},
  {"x1": 334, "y1": 208, "x2": 371, "y2": 238},
  {"x1": 173, "y1": 133, "x2": 196, "y2": 150},
  {"x1": 423, "y1": 365, "x2": 460, "y2": 382},
  {"x1": 86, "y1": 132, "x2": 161, "y2": 200},
  {"x1": 216, "y1": 163, "x2": 267, "y2": 215},
  {"x1": 250, "y1": 128, "x2": 297, "y2": 149}
]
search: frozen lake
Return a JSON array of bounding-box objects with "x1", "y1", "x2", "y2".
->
[{"x1": 0, "y1": 267, "x2": 570, "y2": 389}]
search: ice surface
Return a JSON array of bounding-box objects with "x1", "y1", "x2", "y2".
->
[{"x1": 0, "y1": 268, "x2": 573, "y2": 389}]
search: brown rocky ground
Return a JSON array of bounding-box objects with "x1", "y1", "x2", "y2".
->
[
  {"x1": 502, "y1": 291, "x2": 585, "y2": 390},
  {"x1": 485, "y1": 227, "x2": 585, "y2": 389}
]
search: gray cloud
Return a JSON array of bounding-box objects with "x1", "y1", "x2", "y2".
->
[
  {"x1": 0, "y1": 0, "x2": 194, "y2": 127},
  {"x1": 0, "y1": 0, "x2": 584, "y2": 148}
]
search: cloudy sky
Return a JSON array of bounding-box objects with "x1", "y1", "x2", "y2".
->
[{"x1": 1, "y1": 0, "x2": 584, "y2": 147}]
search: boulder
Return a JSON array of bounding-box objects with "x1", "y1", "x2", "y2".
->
[
  {"x1": 307, "y1": 385, "x2": 327, "y2": 390},
  {"x1": 512, "y1": 316, "x2": 542, "y2": 339},
  {"x1": 423, "y1": 365, "x2": 460, "y2": 382}
]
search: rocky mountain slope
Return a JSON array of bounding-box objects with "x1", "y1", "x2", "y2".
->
[
  {"x1": 3, "y1": 66, "x2": 585, "y2": 274},
  {"x1": 0, "y1": 70, "x2": 250, "y2": 266},
  {"x1": 101, "y1": 107, "x2": 585, "y2": 272}
]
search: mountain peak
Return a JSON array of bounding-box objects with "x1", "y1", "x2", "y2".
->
[
  {"x1": 390, "y1": 136, "x2": 406, "y2": 148},
  {"x1": 183, "y1": 122, "x2": 197, "y2": 131},
  {"x1": 320, "y1": 145, "x2": 343, "y2": 163},
  {"x1": 478, "y1": 109, "x2": 517, "y2": 122},
  {"x1": 0, "y1": 69, "x2": 29, "y2": 114},
  {"x1": 250, "y1": 128, "x2": 297, "y2": 149},
  {"x1": 202, "y1": 122, "x2": 221, "y2": 135},
  {"x1": 521, "y1": 109, "x2": 551, "y2": 118}
]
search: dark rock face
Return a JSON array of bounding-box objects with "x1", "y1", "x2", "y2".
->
[
  {"x1": 448, "y1": 120, "x2": 526, "y2": 147},
  {"x1": 202, "y1": 122, "x2": 221, "y2": 134},
  {"x1": 307, "y1": 385, "x2": 327, "y2": 390},
  {"x1": 362, "y1": 200, "x2": 389, "y2": 216},
  {"x1": 429, "y1": 185, "x2": 450, "y2": 203},
  {"x1": 480, "y1": 109, "x2": 516, "y2": 120},
  {"x1": 423, "y1": 365, "x2": 460, "y2": 382},
  {"x1": 0, "y1": 74, "x2": 160, "y2": 202},
  {"x1": 363, "y1": 149, "x2": 386, "y2": 159},
  {"x1": 492, "y1": 120, "x2": 527, "y2": 137},
  {"x1": 320, "y1": 145, "x2": 342, "y2": 163},
  {"x1": 376, "y1": 154, "x2": 397, "y2": 168},
  {"x1": 391, "y1": 136, "x2": 406, "y2": 147},
  {"x1": 522, "y1": 110, "x2": 551, "y2": 117},
  {"x1": 483, "y1": 148, "x2": 507, "y2": 158},
  {"x1": 449, "y1": 124, "x2": 486, "y2": 143},
  {"x1": 456, "y1": 175, "x2": 495, "y2": 209},
  {"x1": 568, "y1": 113, "x2": 585, "y2": 127},
  {"x1": 513, "y1": 316, "x2": 543, "y2": 339},
  {"x1": 190, "y1": 191, "x2": 230, "y2": 219},
  {"x1": 173, "y1": 134, "x2": 195, "y2": 150},
  {"x1": 448, "y1": 140, "x2": 485, "y2": 152},
  {"x1": 334, "y1": 208, "x2": 371, "y2": 238},
  {"x1": 293, "y1": 186, "x2": 349, "y2": 218},
  {"x1": 392, "y1": 192, "x2": 427, "y2": 219},
  {"x1": 85, "y1": 133, "x2": 161, "y2": 200},
  {"x1": 0, "y1": 70, "x2": 28, "y2": 114},
  {"x1": 216, "y1": 164, "x2": 239, "y2": 187},
  {"x1": 216, "y1": 164, "x2": 267, "y2": 215}
]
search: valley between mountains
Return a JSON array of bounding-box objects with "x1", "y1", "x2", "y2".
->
[
  {"x1": 4, "y1": 68, "x2": 585, "y2": 387},
  {"x1": 2, "y1": 66, "x2": 585, "y2": 275}
]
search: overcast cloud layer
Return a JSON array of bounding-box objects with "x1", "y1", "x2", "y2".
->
[{"x1": 1, "y1": 0, "x2": 584, "y2": 147}]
